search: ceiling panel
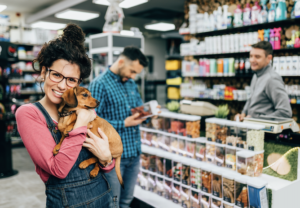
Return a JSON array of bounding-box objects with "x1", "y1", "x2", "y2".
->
[{"x1": 1, "y1": 0, "x2": 62, "y2": 13}]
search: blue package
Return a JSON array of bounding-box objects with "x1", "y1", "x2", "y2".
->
[
  {"x1": 248, "y1": 178, "x2": 268, "y2": 208},
  {"x1": 223, "y1": 59, "x2": 229, "y2": 76}
]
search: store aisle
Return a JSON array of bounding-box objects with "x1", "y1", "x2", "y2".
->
[{"x1": 0, "y1": 148, "x2": 46, "y2": 208}]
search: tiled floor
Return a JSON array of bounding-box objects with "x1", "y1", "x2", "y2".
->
[{"x1": 0, "y1": 147, "x2": 46, "y2": 208}]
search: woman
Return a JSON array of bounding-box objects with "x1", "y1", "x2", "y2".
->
[{"x1": 16, "y1": 24, "x2": 117, "y2": 208}]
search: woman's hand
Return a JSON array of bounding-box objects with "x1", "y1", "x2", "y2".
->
[
  {"x1": 73, "y1": 109, "x2": 96, "y2": 129},
  {"x1": 83, "y1": 128, "x2": 112, "y2": 163}
]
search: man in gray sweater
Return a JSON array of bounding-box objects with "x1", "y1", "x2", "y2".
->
[{"x1": 236, "y1": 41, "x2": 292, "y2": 121}]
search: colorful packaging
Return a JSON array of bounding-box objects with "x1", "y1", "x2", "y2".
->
[
  {"x1": 181, "y1": 185, "x2": 191, "y2": 208},
  {"x1": 172, "y1": 182, "x2": 181, "y2": 204},
  {"x1": 191, "y1": 166, "x2": 202, "y2": 190}
]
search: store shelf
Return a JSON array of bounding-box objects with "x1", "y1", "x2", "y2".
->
[
  {"x1": 165, "y1": 54, "x2": 183, "y2": 60},
  {"x1": 19, "y1": 90, "x2": 43, "y2": 95},
  {"x1": 12, "y1": 42, "x2": 42, "y2": 46},
  {"x1": 182, "y1": 74, "x2": 253, "y2": 78},
  {"x1": 195, "y1": 18, "x2": 300, "y2": 37},
  {"x1": 18, "y1": 58, "x2": 34, "y2": 62},
  {"x1": 21, "y1": 69, "x2": 36, "y2": 73},
  {"x1": 134, "y1": 185, "x2": 181, "y2": 208},
  {"x1": 181, "y1": 97, "x2": 247, "y2": 102},
  {"x1": 8, "y1": 79, "x2": 35, "y2": 84},
  {"x1": 166, "y1": 85, "x2": 180, "y2": 88}
]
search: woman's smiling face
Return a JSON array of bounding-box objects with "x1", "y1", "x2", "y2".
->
[{"x1": 41, "y1": 59, "x2": 80, "y2": 105}]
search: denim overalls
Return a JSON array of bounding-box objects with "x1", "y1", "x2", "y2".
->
[{"x1": 33, "y1": 102, "x2": 117, "y2": 208}]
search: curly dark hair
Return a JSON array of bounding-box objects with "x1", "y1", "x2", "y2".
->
[{"x1": 33, "y1": 23, "x2": 91, "y2": 80}]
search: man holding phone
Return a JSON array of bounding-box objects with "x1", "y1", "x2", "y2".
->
[{"x1": 89, "y1": 46, "x2": 149, "y2": 208}]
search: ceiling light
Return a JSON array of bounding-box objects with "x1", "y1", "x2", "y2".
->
[
  {"x1": 31, "y1": 21, "x2": 66, "y2": 30},
  {"x1": 93, "y1": 0, "x2": 148, "y2": 8},
  {"x1": 145, "y1": 23, "x2": 175, "y2": 31},
  {"x1": 0, "y1": 5, "x2": 7, "y2": 12},
  {"x1": 120, "y1": 30, "x2": 134, "y2": 36},
  {"x1": 55, "y1": 9, "x2": 99, "y2": 21}
]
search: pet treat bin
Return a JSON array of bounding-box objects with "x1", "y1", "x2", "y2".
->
[
  {"x1": 186, "y1": 138, "x2": 196, "y2": 158},
  {"x1": 170, "y1": 136, "x2": 179, "y2": 154},
  {"x1": 201, "y1": 164, "x2": 212, "y2": 193},
  {"x1": 201, "y1": 192, "x2": 211, "y2": 208},
  {"x1": 185, "y1": 115, "x2": 201, "y2": 138},
  {"x1": 236, "y1": 151, "x2": 255, "y2": 176},
  {"x1": 206, "y1": 118, "x2": 217, "y2": 142},
  {"x1": 181, "y1": 159, "x2": 191, "y2": 185},
  {"x1": 247, "y1": 130, "x2": 264, "y2": 151},
  {"x1": 178, "y1": 136, "x2": 187, "y2": 156},
  {"x1": 190, "y1": 188, "x2": 201, "y2": 208},
  {"x1": 247, "y1": 177, "x2": 268, "y2": 208},
  {"x1": 172, "y1": 182, "x2": 182, "y2": 204},
  {"x1": 236, "y1": 125, "x2": 247, "y2": 149},
  {"x1": 169, "y1": 117, "x2": 186, "y2": 135},
  {"x1": 225, "y1": 146, "x2": 237, "y2": 171},
  {"x1": 222, "y1": 170, "x2": 240, "y2": 204},
  {"x1": 190, "y1": 162, "x2": 202, "y2": 190},
  {"x1": 149, "y1": 154, "x2": 156, "y2": 172},
  {"x1": 181, "y1": 185, "x2": 191, "y2": 208},
  {"x1": 211, "y1": 167, "x2": 223, "y2": 198},
  {"x1": 211, "y1": 195, "x2": 223, "y2": 208},
  {"x1": 161, "y1": 114, "x2": 171, "y2": 132},
  {"x1": 206, "y1": 141, "x2": 216, "y2": 164},
  {"x1": 215, "y1": 142, "x2": 225, "y2": 167},
  {"x1": 253, "y1": 150, "x2": 264, "y2": 177},
  {"x1": 140, "y1": 171, "x2": 149, "y2": 190},
  {"x1": 140, "y1": 153, "x2": 150, "y2": 170},
  {"x1": 148, "y1": 173, "x2": 156, "y2": 192},
  {"x1": 235, "y1": 175, "x2": 249, "y2": 208},
  {"x1": 157, "y1": 133, "x2": 165, "y2": 150},
  {"x1": 151, "y1": 117, "x2": 163, "y2": 130},
  {"x1": 156, "y1": 152, "x2": 165, "y2": 175},
  {"x1": 162, "y1": 134, "x2": 171, "y2": 152},
  {"x1": 156, "y1": 176, "x2": 164, "y2": 196},
  {"x1": 151, "y1": 132, "x2": 159, "y2": 148},
  {"x1": 164, "y1": 179, "x2": 173, "y2": 200},
  {"x1": 196, "y1": 139, "x2": 206, "y2": 161},
  {"x1": 173, "y1": 157, "x2": 183, "y2": 182},
  {"x1": 216, "y1": 122, "x2": 228, "y2": 144},
  {"x1": 145, "y1": 132, "x2": 153, "y2": 146},
  {"x1": 140, "y1": 130, "x2": 146, "y2": 144},
  {"x1": 223, "y1": 201, "x2": 235, "y2": 208},
  {"x1": 165, "y1": 156, "x2": 172, "y2": 179},
  {"x1": 226, "y1": 121, "x2": 239, "y2": 146}
]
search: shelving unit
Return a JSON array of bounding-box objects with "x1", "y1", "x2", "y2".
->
[{"x1": 8, "y1": 79, "x2": 36, "y2": 84}]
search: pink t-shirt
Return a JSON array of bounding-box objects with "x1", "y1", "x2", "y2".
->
[{"x1": 15, "y1": 103, "x2": 115, "y2": 183}]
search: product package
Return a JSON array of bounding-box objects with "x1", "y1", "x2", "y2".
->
[
  {"x1": 201, "y1": 192, "x2": 211, "y2": 208},
  {"x1": 222, "y1": 170, "x2": 240, "y2": 204},
  {"x1": 131, "y1": 100, "x2": 160, "y2": 119},
  {"x1": 182, "y1": 162, "x2": 191, "y2": 185},
  {"x1": 211, "y1": 196, "x2": 223, "y2": 208},
  {"x1": 151, "y1": 133, "x2": 159, "y2": 148},
  {"x1": 196, "y1": 139, "x2": 206, "y2": 161},
  {"x1": 157, "y1": 134, "x2": 165, "y2": 150},
  {"x1": 140, "y1": 171, "x2": 149, "y2": 190},
  {"x1": 148, "y1": 174, "x2": 156, "y2": 192},
  {"x1": 225, "y1": 146, "x2": 237, "y2": 171},
  {"x1": 149, "y1": 155, "x2": 156, "y2": 172},
  {"x1": 181, "y1": 185, "x2": 191, "y2": 208},
  {"x1": 173, "y1": 159, "x2": 182, "y2": 182},
  {"x1": 142, "y1": 132, "x2": 152, "y2": 146},
  {"x1": 151, "y1": 117, "x2": 163, "y2": 130},
  {"x1": 246, "y1": 130, "x2": 264, "y2": 151},
  {"x1": 206, "y1": 141, "x2": 216, "y2": 164},
  {"x1": 191, "y1": 165, "x2": 202, "y2": 190},
  {"x1": 162, "y1": 134, "x2": 171, "y2": 152},
  {"x1": 211, "y1": 167, "x2": 223, "y2": 198},
  {"x1": 201, "y1": 164, "x2": 212, "y2": 193},
  {"x1": 141, "y1": 153, "x2": 150, "y2": 170},
  {"x1": 223, "y1": 201, "x2": 235, "y2": 208},
  {"x1": 236, "y1": 127, "x2": 247, "y2": 149},
  {"x1": 165, "y1": 158, "x2": 173, "y2": 178},
  {"x1": 236, "y1": 150, "x2": 256, "y2": 176},
  {"x1": 247, "y1": 178, "x2": 268, "y2": 208},
  {"x1": 164, "y1": 179, "x2": 173, "y2": 200},
  {"x1": 162, "y1": 116, "x2": 171, "y2": 132},
  {"x1": 156, "y1": 176, "x2": 165, "y2": 196},
  {"x1": 253, "y1": 150, "x2": 264, "y2": 177},
  {"x1": 156, "y1": 153, "x2": 165, "y2": 175},
  {"x1": 186, "y1": 139, "x2": 196, "y2": 158},
  {"x1": 172, "y1": 182, "x2": 182, "y2": 204},
  {"x1": 178, "y1": 137, "x2": 187, "y2": 156},
  {"x1": 215, "y1": 142, "x2": 225, "y2": 167},
  {"x1": 190, "y1": 189, "x2": 201, "y2": 208},
  {"x1": 235, "y1": 176, "x2": 249, "y2": 208},
  {"x1": 205, "y1": 119, "x2": 217, "y2": 142},
  {"x1": 170, "y1": 136, "x2": 179, "y2": 154}
]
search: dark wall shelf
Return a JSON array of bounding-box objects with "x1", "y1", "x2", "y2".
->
[{"x1": 195, "y1": 18, "x2": 300, "y2": 37}]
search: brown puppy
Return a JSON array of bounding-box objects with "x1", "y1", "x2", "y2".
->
[{"x1": 53, "y1": 86, "x2": 124, "y2": 187}]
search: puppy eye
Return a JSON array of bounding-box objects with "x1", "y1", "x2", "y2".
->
[{"x1": 82, "y1": 94, "x2": 88, "y2": 97}]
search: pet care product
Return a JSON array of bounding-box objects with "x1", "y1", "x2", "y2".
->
[
  {"x1": 268, "y1": 0, "x2": 277, "y2": 22},
  {"x1": 235, "y1": 59, "x2": 240, "y2": 76},
  {"x1": 274, "y1": 27, "x2": 281, "y2": 50},
  {"x1": 223, "y1": 5, "x2": 229, "y2": 28},
  {"x1": 235, "y1": 176, "x2": 249, "y2": 208},
  {"x1": 258, "y1": 0, "x2": 268, "y2": 23},
  {"x1": 276, "y1": 0, "x2": 287, "y2": 21},
  {"x1": 292, "y1": 55, "x2": 299, "y2": 75},
  {"x1": 227, "y1": 12, "x2": 233, "y2": 28},
  {"x1": 245, "y1": 58, "x2": 251, "y2": 75},
  {"x1": 234, "y1": 5, "x2": 243, "y2": 27},
  {"x1": 243, "y1": 3, "x2": 252, "y2": 26},
  {"x1": 286, "y1": 56, "x2": 292, "y2": 75},
  {"x1": 251, "y1": 1, "x2": 261, "y2": 24},
  {"x1": 258, "y1": 30, "x2": 264, "y2": 41},
  {"x1": 247, "y1": 178, "x2": 268, "y2": 208},
  {"x1": 264, "y1": 29, "x2": 270, "y2": 41},
  {"x1": 210, "y1": 59, "x2": 217, "y2": 76},
  {"x1": 273, "y1": 57, "x2": 280, "y2": 74},
  {"x1": 204, "y1": 12, "x2": 210, "y2": 32},
  {"x1": 217, "y1": 7, "x2": 223, "y2": 30},
  {"x1": 279, "y1": 56, "x2": 286, "y2": 76},
  {"x1": 293, "y1": 0, "x2": 300, "y2": 18},
  {"x1": 223, "y1": 59, "x2": 229, "y2": 76},
  {"x1": 229, "y1": 58, "x2": 235, "y2": 76},
  {"x1": 218, "y1": 59, "x2": 224, "y2": 76},
  {"x1": 239, "y1": 58, "x2": 245, "y2": 75},
  {"x1": 295, "y1": 31, "x2": 300, "y2": 48},
  {"x1": 269, "y1": 29, "x2": 275, "y2": 49}
]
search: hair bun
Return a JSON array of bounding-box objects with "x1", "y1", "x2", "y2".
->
[{"x1": 62, "y1": 23, "x2": 85, "y2": 46}]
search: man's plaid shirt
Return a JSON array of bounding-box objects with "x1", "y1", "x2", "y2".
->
[{"x1": 88, "y1": 69, "x2": 143, "y2": 158}]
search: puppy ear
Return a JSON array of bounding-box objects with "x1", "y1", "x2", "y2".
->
[{"x1": 62, "y1": 87, "x2": 78, "y2": 108}]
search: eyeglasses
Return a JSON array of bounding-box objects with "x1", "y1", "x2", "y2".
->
[{"x1": 47, "y1": 69, "x2": 81, "y2": 87}]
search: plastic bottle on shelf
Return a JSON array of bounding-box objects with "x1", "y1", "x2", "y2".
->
[
  {"x1": 268, "y1": 0, "x2": 277, "y2": 22},
  {"x1": 204, "y1": 12, "x2": 210, "y2": 32},
  {"x1": 239, "y1": 58, "x2": 245, "y2": 75},
  {"x1": 210, "y1": 13, "x2": 216, "y2": 31},
  {"x1": 258, "y1": 0, "x2": 268, "y2": 23},
  {"x1": 217, "y1": 6, "x2": 223, "y2": 30},
  {"x1": 275, "y1": 0, "x2": 287, "y2": 21},
  {"x1": 294, "y1": 31, "x2": 300, "y2": 48},
  {"x1": 223, "y1": 5, "x2": 229, "y2": 29},
  {"x1": 223, "y1": 58, "x2": 229, "y2": 76},
  {"x1": 273, "y1": 28, "x2": 282, "y2": 50},
  {"x1": 234, "y1": 4, "x2": 243, "y2": 27},
  {"x1": 251, "y1": 1, "x2": 261, "y2": 24},
  {"x1": 243, "y1": 3, "x2": 252, "y2": 26},
  {"x1": 258, "y1": 30, "x2": 264, "y2": 41},
  {"x1": 270, "y1": 29, "x2": 275, "y2": 49},
  {"x1": 217, "y1": 59, "x2": 224, "y2": 76},
  {"x1": 292, "y1": 0, "x2": 300, "y2": 18},
  {"x1": 264, "y1": 29, "x2": 270, "y2": 41}
]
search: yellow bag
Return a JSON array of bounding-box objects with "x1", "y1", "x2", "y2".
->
[
  {"x1": 168, "y1": 87, "x2": 180, "y2": 99},
  {"x1": 166, "y1": 77, "x2": 182, "y2": 85},
  {"x1": 165, "y1": 60, "x2": 181, "y2": 70}
]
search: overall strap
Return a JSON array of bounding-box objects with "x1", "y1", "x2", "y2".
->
[{"x1": 33, "y1": 102, "x2": 60, "y2": 144}]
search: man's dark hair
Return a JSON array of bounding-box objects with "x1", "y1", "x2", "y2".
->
[
  {"x1": 251, "y1": 41, "x2": 273, "y2": 56},
  {"x1": 120, "y1": 46, "x2": 148, "y2": 67}
]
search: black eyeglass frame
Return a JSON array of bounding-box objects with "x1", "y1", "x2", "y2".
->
[{"x1": 46, "y1": 68, "x2": 82, "y2": 87}]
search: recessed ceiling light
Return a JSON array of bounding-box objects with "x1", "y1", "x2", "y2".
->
[
  {"x1": 55, "y1": 9, "x2": 100, "y2": 21},
  {"x1": 93, "y1": 0, "x2": 148, "y2": 8},
  {"x1": 120, "y1": 30, "x2": 134, "y2": 36},
  {"x1": 145, "y1": 23, "x2": 175, "y2": 31},
  {"x1": 31, "y1": 21, "x2": 66, "y2": 30},
  {"x1": 0, "y1": 5, "x2": 7, "y2": 12}
]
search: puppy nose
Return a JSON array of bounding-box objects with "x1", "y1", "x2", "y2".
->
[{"x1": 96, "y1": 100, "x2": 100, "y2": 105}]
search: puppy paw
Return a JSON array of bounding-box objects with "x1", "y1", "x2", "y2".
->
[
  {"x1": 90, "y1": 169, "x2": 99, "y2": 178},
  {"x1": 79, "y1": 161, "x2": 89, "y2": 169},
  {"x1": 53, "y1": 148, "x2": 60, "y2": 155}
]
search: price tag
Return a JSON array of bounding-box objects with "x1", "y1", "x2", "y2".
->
[
  {"x1": 191, "y1": 184, "x2": 198, "y2": 189},
  {"x1": 223, "y1": 196, "x2": 231, "y2": 203},
  {"x1": 236, "y1": 201, "x2": 244, "y2": 207},
  {"x1": 212, "y1": 191, "x2": 220, "y2": 197},
  {"x1": 201, "y1": 187, "x2": 208, "y2": 193}
]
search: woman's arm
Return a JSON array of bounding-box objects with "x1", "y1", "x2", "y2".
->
[{"x1": 16, "y1": 104, "x2": 86, "y2": 179}]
